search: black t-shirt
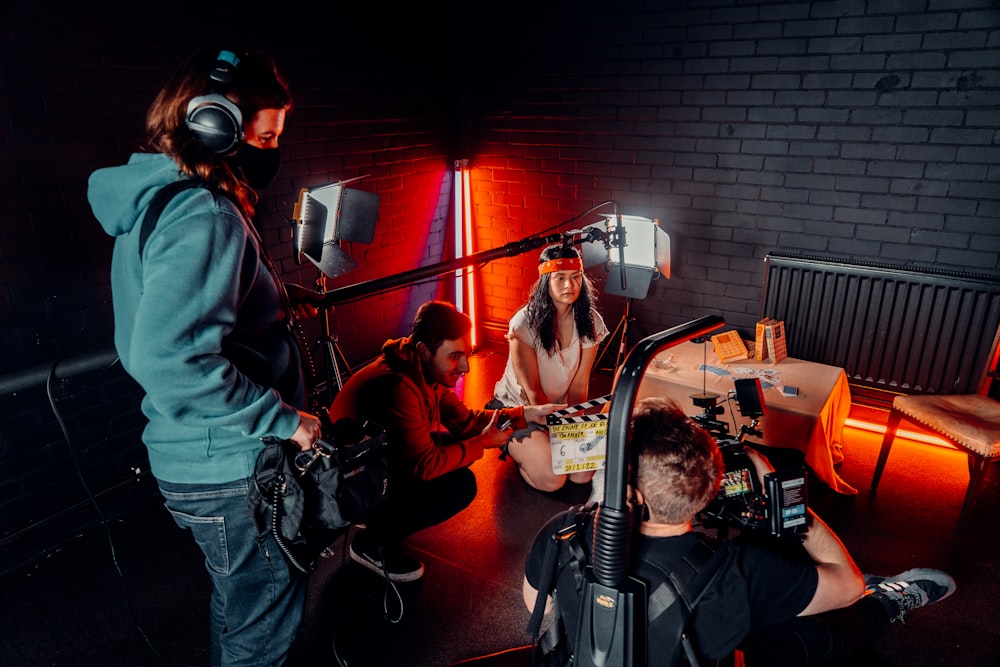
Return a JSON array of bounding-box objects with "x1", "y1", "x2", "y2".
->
[{"x1": 525, "y1": 507, "x2": 818, "y2": 660}]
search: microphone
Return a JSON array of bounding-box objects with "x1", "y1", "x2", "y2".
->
[{"x1": 563, "y1": 227, "x2": 608, "y2": 245}]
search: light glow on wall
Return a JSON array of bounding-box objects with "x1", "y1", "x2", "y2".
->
[{"x1": 454, "y1": 159, "x2": 478, "y2": 347}]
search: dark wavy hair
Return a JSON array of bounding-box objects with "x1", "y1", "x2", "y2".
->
[
  {"x1": 145, "y1": 48, "x2": 292, "y2": 218},
  {"x1": 631, "y1": 397, "x2": 724, "y2": 524},
  {"x1": 523, "y1": 244, "x2": 598, "y2": 356}
]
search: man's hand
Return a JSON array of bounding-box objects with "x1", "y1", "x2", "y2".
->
[
  {"x1": 742, "y1": 447, "x2": 864, "y2": 615},
  {"x1": 744, "y1": 446, "x2": 776, "y2": 489},
  {"x1": 285, "y1": 283, "x2": 325, "y2": 320},
  {"x1": 524, "y1": 403, "x2": 567, "y2": 424},
  {"x1": 479, "y1": 410, "x2": 514, "y2": 449},
  {"x1": 288, "y1": 410, "x2": 322, "y2": 452}
]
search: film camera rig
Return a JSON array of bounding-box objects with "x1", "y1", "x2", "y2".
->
[
  {"x1": 690, "y1": 373, "x2": 809, "y2": 541},
  {"x1": 573, "y1": 317, "x2": 814, "y2": 667}
]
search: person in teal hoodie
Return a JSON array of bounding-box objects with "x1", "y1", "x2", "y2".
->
[{"x1": 88, "y1": 48, "x2": 321, "y2": 666}]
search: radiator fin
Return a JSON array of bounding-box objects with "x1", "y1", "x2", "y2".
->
[{"x1": 760, "y1": 253, "x2": 1000, "y2": 405}]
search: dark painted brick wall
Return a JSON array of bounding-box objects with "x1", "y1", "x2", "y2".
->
[
  {"x1": 466, "y1": 1, "x2": 1000, "y2": 340},
  {"x1": 2, "y1": 0, "x2": 998, "y2": 571}
]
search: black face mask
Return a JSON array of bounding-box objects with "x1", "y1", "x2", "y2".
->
[{"x1": 230, "y1": 143, "x2": 281, "y2": 191}]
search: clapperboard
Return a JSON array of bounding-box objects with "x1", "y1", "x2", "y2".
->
[{"x1": 546, "y1": 394, "x2": 612, "y2": 475}]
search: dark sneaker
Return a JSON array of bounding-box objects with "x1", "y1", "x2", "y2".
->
[
  {"x1": 348, "y1": 530, "x2": 425, "y2": 582},
  {"x1": 862, "y1": 572, "x2": 887, "y2": 595},
  {"x1": 866, "y1": 568, "x2": 956, "y2": 623}
]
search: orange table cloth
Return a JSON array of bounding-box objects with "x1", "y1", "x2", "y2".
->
[{"x1": 636, "y1": 340, "x2": 856, "y2": 494}]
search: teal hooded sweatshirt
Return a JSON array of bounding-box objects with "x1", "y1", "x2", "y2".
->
[{"x1": 88, "y1": 153, "x2": 304, "y2": 484}]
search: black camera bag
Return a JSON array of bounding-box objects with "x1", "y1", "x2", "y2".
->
[{"x1": 248, "y1": 427, "x2": 389, "y2": 573}]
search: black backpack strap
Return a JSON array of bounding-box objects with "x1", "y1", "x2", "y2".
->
[
  {"x1": 138, "y1": 179, "x2": 206, "y2": 260},
  {"x1": 528, "y1": 503, "x2": 596, "y2": 640},
  {"x1": 641, "y1": 536, "x2": 733, "y2": 666},
  {"x1": 528, "y1": 503, "x2": 598, "y2": 667},
  {"x1": 646, "y1": 538, "x2": 720, "y2": 620}
]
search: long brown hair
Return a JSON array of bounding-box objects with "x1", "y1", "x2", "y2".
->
[
  {"x1": 145, "y1": 48, "x2": 292, "y2": 218},
  {"x1": 524, "y1": 244, "x2": 598, "y2": 355}
]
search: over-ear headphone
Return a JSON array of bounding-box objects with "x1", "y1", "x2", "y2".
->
[{"x1": 185, "y1": 50, "x2": 243, "y2": 154}]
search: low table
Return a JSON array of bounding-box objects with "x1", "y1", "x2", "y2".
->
[{"x1": 636, "y1": 340, "x2": 856, "y2": 494}]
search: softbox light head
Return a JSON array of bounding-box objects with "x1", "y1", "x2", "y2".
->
[
  {"x1": 293, "y1": 181, "x2": 380, "y2": 279},
  {"x1": 583, "y1": 215, "x2": 670, "y2": 299}
]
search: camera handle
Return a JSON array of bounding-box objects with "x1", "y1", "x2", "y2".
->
[{"x1": 737, "y1": 418, "x2": 762, "y2": 441}]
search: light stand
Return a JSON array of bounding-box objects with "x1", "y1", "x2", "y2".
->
[
  {"x1": 292, "y1": 179, "x2": 381, "y2": 404},
  {"x1": 312, "y1": 271, "x2": 355, "y2": 406},
  {"x1": 594, "y1": 297, "x2": 638, "y2": 373}
]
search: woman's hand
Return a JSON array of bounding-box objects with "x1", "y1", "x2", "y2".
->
[{"x1": 523, "y1": 403, "x2": 567, "y2": 424}]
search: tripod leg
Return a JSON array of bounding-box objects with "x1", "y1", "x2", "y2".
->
[
  {"x1": 325, "y1": 339, "x2": 344, "y2": 393},
  {"x1": 332, "y1": 341, "x2": 352, "y2": 386},
  {"x1": 594, "y1": 315, "x2": 626, "y2": 372},
  {"x1": 596, "y1": 298, "x2": 633, "y2": 372},
  {"x1": 321, "y1": 336, "x2": 354, "y2": 397},
  {"x1": 312, "y1": 272, "x2": 353, "y2": 405},
  {"x1": 614, "y1": 312, "x2": 630, "y2": 369}
]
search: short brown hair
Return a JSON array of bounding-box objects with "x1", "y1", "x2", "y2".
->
[
  {"x1": 411, "y1": 301, "x2": 471, "y2": 354},
  {"x1": 632, "y1": 397, "x2": 724, "y2": 524}
]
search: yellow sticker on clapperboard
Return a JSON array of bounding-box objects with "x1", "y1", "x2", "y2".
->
[{"x1": 549, "y1": 417, "x2": 608, "y2": 475}]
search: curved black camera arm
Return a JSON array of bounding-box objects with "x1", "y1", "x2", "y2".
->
[{"x1": 593, "y1": 314, "x2": 725, "y2": 587}]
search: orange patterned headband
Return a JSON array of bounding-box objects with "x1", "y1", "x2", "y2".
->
[{"x1": 538, "y1": 257, "x2": 584, "y2": 275}]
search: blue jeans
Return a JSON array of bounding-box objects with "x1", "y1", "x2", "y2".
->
[{"x1": 158, "y1": 478, "x2": 307, "y2": 667}]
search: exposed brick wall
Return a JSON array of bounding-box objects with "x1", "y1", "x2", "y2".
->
[
  {"x1": 468, "y1": 0, "x2": 1000, "y2": 343},
  {"x1": 2, "y1": 0, "x2": 999, "y2": 569}
]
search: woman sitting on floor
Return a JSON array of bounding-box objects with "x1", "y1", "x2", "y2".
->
[{"x1": 489, "y1": 244, "x2": 609, "y2": 492}]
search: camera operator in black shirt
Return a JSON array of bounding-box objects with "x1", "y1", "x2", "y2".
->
[{"x1": 522, "y1": 397, "x2": 956, "y2": 666}]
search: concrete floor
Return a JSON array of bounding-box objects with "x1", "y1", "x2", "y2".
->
[{"x1": 3, "y1": 341, "x2": 998, "y2": 666}]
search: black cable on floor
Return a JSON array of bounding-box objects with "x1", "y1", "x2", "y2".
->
[{"x1": 46, "y1": 358, "x2": 203, "y2": 667}]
